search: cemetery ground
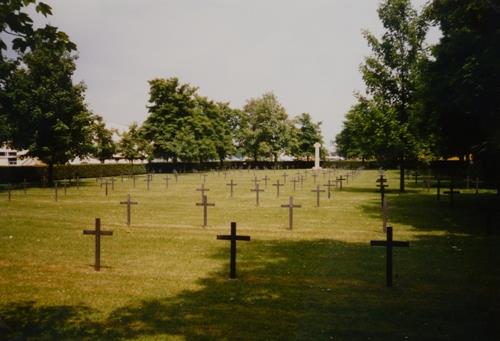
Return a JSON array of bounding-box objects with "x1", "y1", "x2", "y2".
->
[{"x1": 1, "y1": 169, "x2": 499, "y2": 340}]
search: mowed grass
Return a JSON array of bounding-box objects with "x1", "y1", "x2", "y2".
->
[{"x1": 1, "y1": 169, "x2": 499, "y2": 340}]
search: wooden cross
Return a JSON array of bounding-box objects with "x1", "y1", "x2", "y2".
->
[
  {"x1": 120, "y1": 194, "x2": 138, "y2": 226},
  {"x1": 444, "y1": 179, "x2": 460, "y2": 206},
  {"x1": 336, "y1": 176, "x2": 346, "y2": 190},
  {"x1": 217, "y1": 222, "x2": 251, "y2": 279},
  {"x1": 376, "y1": 175, "x2": 388, "y2": 206},
  {"x1": 6, "y1": 185, "x2": 11, "y2": 201},
  {"x1": 83, "y1": 218, "x2": 113, "y2": 271},
  {"x1": 132, "y1": 174, "x2": 136, "y2": 188},
  {"x1": 281, "y1": 196, "x2": 301, "y2": 230},
  {"x1": 436, "y1": 176, "x2": 441, "y2": 200},
  {"x1": 226, "y1": 179, "x2": 237, "y2": 198},
  {"x1": 272, "y1": 180, "x2": 284, "y2": 197},
  {"x1": 312, "y1": 172, "x2": 318, "y2": 184},
  {"x1": 251, "y1": 176, "x2": 260, "y2": 186},
  {"x1": 110, "y1": 177, "x2": 115, "y2": 191},
  {"x1": 261, "y1": 175, "x2": 270, "y2": 188},
  {"x1": 63, "y1": 180, "x2": 68, "y2": 196},
  {"x1": 54, "y1": 182, "x2": 58, "y2": 201},
  {"x1": 196, "y1": 183, "x2": 210, "y2": 201},
  {"x1": 291, "y1": 178, "x2": 299, "y2": 192},
  {"x1": 103, "y1": 179, "x2": 110, "y2": 196},
  {"x1": 323, "y1": 180, "x2": 334, "y2": 199},
  {"x1": 164, "y1": 175, "x2": 171, "y2": 189},
  {"x1": 414, "y1": 170, "x2": 419, "y2": 184},
  {"x1": 282, "y1": 172, "x2": 288, "y2": 184},
  {"x1": 370, "y1": 226, "x2": 409, "y2": 287},
  {"x1": 345, "y1": 173, "x2": 349, "y2": 184},
  {"x1": 201, "y1": 173, "x2": 208, "y2": 183},
  {"x1": 76, "y1": 176, "x2": 80, "y2": 190},
  {"x1": 173, "y1": 170, "x2": 179, "y2": 183},
  {"x1": 311, "y1": 185, "x2": 325, "y2": 207},
  {"x1": 250, "y1": 183, "x2": 264, "y2": 206},
  {"x1": 196, "y1": 195, "x2": 215, "y2": 227},
  {"x1": 382, "y1": 198, "x2": 389, "y2": 232},
  {"x1": 144, "y1": 175, "x2": 152, "y2": 191}
]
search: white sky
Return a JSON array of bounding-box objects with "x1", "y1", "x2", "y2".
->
[{"x1": 32, "y1": 0, "x2": 433, "y2": 148}]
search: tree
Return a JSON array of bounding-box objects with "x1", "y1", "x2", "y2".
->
[
  {"x1": 420, "y1": 0, "x2": 500, "y2": 169},
  {"x1": 291, "y1": 113, "x2": 323, "y2": 161},
  {"x1": 118, "y1": 122, "x2": 151, "y2": 163},
  {"x1": 2, "y1": 27, "x2": 92, "y2": 183},
  {"x1": 359, "y1": 0, "x2": 428, "y2": 191},
  {"x1": 241, "y1": 92, "x2": 292, "y2": 162},
  {"x1": 92, "y1": 115, "x2": 116, "y2": 163}
]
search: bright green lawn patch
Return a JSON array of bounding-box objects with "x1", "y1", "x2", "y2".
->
[{"x1": 1, "y1": 169, "x2": 499, "y2": 340}]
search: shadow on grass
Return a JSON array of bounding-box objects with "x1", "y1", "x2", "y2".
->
[
  {"x1": 361, "y1": 190, "x2": 500, "y2": 235},
  {"x1": 2, "y1": 237, "x2": 499, "y2": 340}
]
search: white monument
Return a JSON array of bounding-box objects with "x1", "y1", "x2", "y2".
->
[{"x1": 312, "y1": 142, "x2": 322, "y2": 170}]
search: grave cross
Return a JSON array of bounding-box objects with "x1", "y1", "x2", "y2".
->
[
  {"x1": 83, "y1": 218, "x2": 113, "y2": 271},
  {"x1": 132, "y1": 174, "x2": 136, "y2": 188},
  {"x1": 63, "y1": 180, "x2": 68, "y2": 196},
  {"x1": 251, "y1": 176, "x2": 260, "y2": 186},
  {"x1": 376, "y1": 175, "x2": 388, "y2": 206},
  {"x1": 216, "y1": 222, "x2": 251, "y2": 279},
  {"x1": 250, "y1": 183, "x2": 264, "y2": 206},
  {"x1": 110, "y1": 177, "x2": 115, "y2": 191},
  {"x1": 200, "y1": 173, "x2": 208, "y2": 184},
  {"x1": 144, "y1": 175, "x2": 152, "y2": 191},
  {"x1": 196, "y1": 195, "x2": 215, "y2": 227},
  {"x1": 311, "y1": 185, "x2": 325, "y2": 207},
  {"x1": 272, "y1": 180, "x2": 284, "y2": 197},
  {"x1": 312, "y1": 172, "x2": 318, "y2": 184},
  {"x1": 281, "y1": 196, "x2": 301, "y2": 230},
  {"x1": 282, "y1": 172, "x2": 288, "y2": 185},
  {"x1": 436, "y1": 176, "x2": 441, "y2": 200},
  {"x1": 291, "y1": 178, "x2": 299, "y2": 192},
  {"x1": 196, "y1": 183, "x2": 210, "y2": 201},
  {"x1": 226, "y1": 179, "x2": 237, "y2": 198},
  {"x1": 370, "y1": 226, "x2": 409, "y2": 287},
  {"x1": 76, "y1": 176, "x2": 80, "y2": 191},
  {"x1": 103, "y1": 179, "x2": 110, "y2": 196},
  {"x1": 345, "y1": 173, "x2": 350, "y2": 184},
  {"x1": 336, "y1": 176, "x2": 346, "y2": 190},
  {"x1": 120, "y1": 194, "x2": 138, "y2": 226},
  {"x1": 6, "y1": 185, "x2": 11, "y2": 201},
  {"x1": 54, "y1": 182, "x2": 58, "y2": 202},
  {"x1": 443, "y1": 179, "x2": 460, "y2": 206},
  {"x1": 261, "y1": 175, "x2": 270, "y2": 188},
  {"x1": 382, "y1": 198, "x2": 389, "y2": 232},
  {"x1": 323, "y1": 180, "x2": 334, "y2": 199},
  {"x1": 164, "y1": 175, "x2": 171, "y2": 189}
]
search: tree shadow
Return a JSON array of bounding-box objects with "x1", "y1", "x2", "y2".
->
[{"x1": 1, "y1": 237, "x2": 499, "y2": 340}]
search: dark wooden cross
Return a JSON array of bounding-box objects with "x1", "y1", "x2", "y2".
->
[
  {"x1": 281, "y1": 196, "x2": 301, "y2": 230},
  {"x1": 272, "y1": 179, "x2": 284, "y2": 197},
  {"x1": 144, "y1": 175, "x2": 152, "y2": 191},
  {"x1": 291, "y1": 178, "x2": 299, "y2": 192},
  {"x1": 54, "y1": 182, "x2": 58, "y2": 202},
  {"x1": 6, "y1": 185, "x2": 11, "y2": 201},
  {"x1": 299, "y1": 175, "x2": 304, "y2": 188},
  {"x1": 312, "y1": 172, "x2": 318, "y2": 184},
  {"x1": 251, "y1": 176, "x2": 260, "y2": 186},
  {"x1": 370, "y1": 226, "x2": 409, "y2": 287},
  {"x1": 323, "y1": 180, "x2": 334, "y2": 199},
  {"x1": 103, "y1": 179, "x2": 110, "y2": 196},
  {"x1": 282, "y1": 172, "x2": 288, "y2": 184},
  {"x1": 250, "y1": 183, "x2": 264, "y2": 206},
  {"x1": 83, "y1": 218, "x2": 113, "y2": 271},
  {"x1": 120, "y1": 194, "x2": 138, "y2": 226},
  {"x1": 414, "y1": 170, "x2": 419, "y2": 184},
  {"x1": 376, "y1": 175, "x2": 388, "y2": 206},
  {"x1": 311, "y1": 185, "x2": 325, "y2": 207},
  {"x1": 345, "y1": 173, "x2": 350, "y2": 184},
  {"x1": 201, "y1": 173, "x2": 208, "y2": 183},
  {"x1": 164, "y1": 175, "x2": 171, "y2": 189},
  {"x1": 216, "y1": 222, "x2": 251, "y2": 279},
  {"x1": 261, "y1": 175, "x2": 270, "y2": 188},
  {"x1": 226, "y1": 179, "x2": 237, "y2": 198},
  {"x1": 110, "y1": 177, "x2": 115, "y2": 191},
  {"x1": 382, "y1": 198, "x2": 389, "y2": 232},
  {"x1": 196, "y1": 195, "x2": 215, "y2": 227},
  {"x1": 336, "y1": 176, "x2": 346, "y2": 190},
  {"x1": 196, "y1": 183, "x2": 210, "y2": 201},
  {"x1": 63, "y1": 180, "x2": 68, "y2": 196},
  {"x1": 443, "y1": 179, "x2": 460, "y2": 206}
]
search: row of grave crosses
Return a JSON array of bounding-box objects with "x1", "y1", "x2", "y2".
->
[{"x1": 82, "y1": 216, "x2": 408, "y2": 286}]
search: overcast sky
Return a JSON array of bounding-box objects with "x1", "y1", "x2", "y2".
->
[{"x1": 33, "y1": 0, "x2": 433, "y2": 148}]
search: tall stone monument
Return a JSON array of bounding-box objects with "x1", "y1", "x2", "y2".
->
[{"x1": 312, "y1": 142, "x2": 322, "y2": 170}]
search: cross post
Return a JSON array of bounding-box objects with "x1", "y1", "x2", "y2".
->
[
  {"x1": 291, "y1": 178, "x2": 298, "y2": 192},
  {"x1": 282, "y1": 173, "x2": 288, "y2": 185},
  {"x1": 311, "y1": 185, "x2": 325, "y2": 207},
  {"x1": 196, "y1": 183, "x2": 210, "y2": 201},
  {"x1": 336, "y1": 176, "x2": 346, "y2": 190},
  {"x1": 226, "y1": 179, "x2": 237, "y2": 198},
  {"x1": 217, "y1": 222, "x2": 251, "y2": 279},
  {"x1": 54, "y1": 182, "x2": 58, "y2": 202},
  {"x1": 196, "y1": 195, "x2": 215, "y2": 227},
  {"x1": 250, "y1": 183, "x2": 264, "y2": 206},
  {"x1": 443, "y1": 178, "x2": 460, "y2": 206},
  {"x1": 261, "y1": 175, "x2": 270, "y2": 188},
  {"x1": 83, "y1": 218, "x2": 113, "y2": 271},
  {"x1": 323, "y1": 180, "x2": 334, "y2": 199},
  {"x1": 370, "y1": 226, "x2": 409, "y2": 287},
  {"x1": 272, "y1": 180, "x2": 284, "y2": 197},
  {"x1": 281, "y1": 196, "x2": 301, "y2": 230},
  {"x1": 164, "y1": 175, "x2": 171, "y2": 189},
  {"x1": 120, "y1": 194, "x2": 138, "y2": 226},
  {"x1": 376, "y1": 175, "x2": 388, "y2": 206}
]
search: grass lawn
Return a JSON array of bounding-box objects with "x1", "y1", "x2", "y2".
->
[{"x1": 1, "y1": 168, "x2": 499, "y2": 340}]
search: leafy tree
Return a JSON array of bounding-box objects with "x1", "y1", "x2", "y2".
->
[
  {"x1": 291, "y1": 113, "x2": 323, "y2": 161},
  {"x1": 421, "y1": 0, "x2": 500, "y2": 166},
  {"x1": 92, "y1": 115, "x2": 116, "y2": 163},
  {"x1": 358, "y1": 0, "x2": 428, "y2": 191},
  {"x1": 2, "y1": 27, "x2": 92, "y2": 183},
  {"x1": 118, "y1": 122, "x2": 151, "y2": 163},
  {"x1": 241, "y1": 92, "x2": 292, "y2": 162}
]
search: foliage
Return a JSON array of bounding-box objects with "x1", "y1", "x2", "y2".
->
[
  {"x1": 118, "y1": 122, "x2": 151, "y2": 163},
  {"x1": 240, "y1": 92, "x2": 292, "y2": 162},
  {"x1": 420, "y1": 0, "x2": 500, "y2": 162},
  {"x1": 290, "y1": 113, "x2": 323, "y2": 161},
  {"x1": 91, "y1": 115, "x2": 116, "y2": 163}
]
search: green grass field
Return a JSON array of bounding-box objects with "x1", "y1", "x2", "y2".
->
[{"x1": 1, "y1": 169, "x2": 499, "y2": 340}]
